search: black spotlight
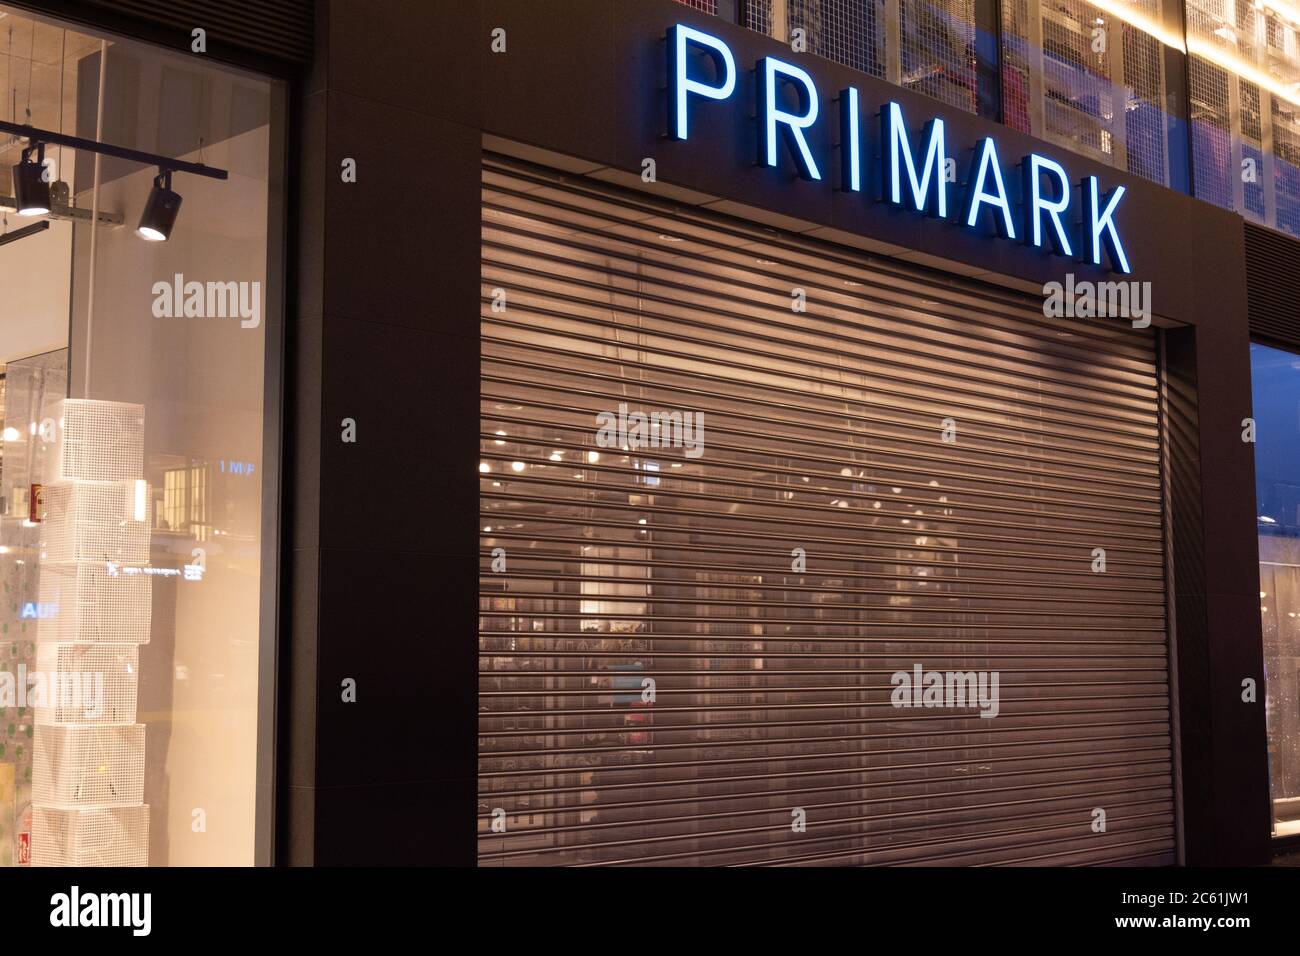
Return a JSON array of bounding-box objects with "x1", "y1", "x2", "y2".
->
[
  {"x1": 11, "y1": 144, "x2": 51, "y2": 217},
  {"x1": 137, "y1": 168, "x2": 182, "y2": 241}
]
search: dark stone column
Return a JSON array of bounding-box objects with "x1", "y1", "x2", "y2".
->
[
  {"x1": 1164, "y1": 209, "x2": 1273, "y2": 865},
  {"x1": 279, "y1": 0, "x2": 483, "y2": 865}
]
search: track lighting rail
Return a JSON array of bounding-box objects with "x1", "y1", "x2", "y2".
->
[
  {"x1": 0, "y1": 121, "x2": 229, "y2": 181},
  {"x1": 0, "y1": 196, "x2": 124, "y2": 226},
  {"x1": 0, "y1": 220, "x2": 49, "y2": 247}
]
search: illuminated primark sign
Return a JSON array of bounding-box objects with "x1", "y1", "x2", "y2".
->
[{"x1": 666, "y1": 23, "x2": 1132, "y2": 274}]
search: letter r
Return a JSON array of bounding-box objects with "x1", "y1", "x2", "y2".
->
[
  {"x1": 758, "y1": 56, "x2": 821, "y2": 181},
  {"x1": 1023, "y1": 154, "x2": 1073, "y2": 257}
]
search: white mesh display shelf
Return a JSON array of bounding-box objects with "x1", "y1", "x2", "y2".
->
[
  {"x1": 37, "y1": 562, "x2": 152, "y2": 644},
  {"x1": 39, "y1": 479, "x2": 150, "y2": 565},
  {"x1": 31, "y1": 805, "x2": 149, "y2": 867},
  {"x1": 34, "y1": 643, "x2": 139, "y2": 725},
  {"x1": 32, "y1": 723, "x2": 145, "y2": 809},
  {"x1": 44, "y1": 399, "x2": 145, "y2": 483}
]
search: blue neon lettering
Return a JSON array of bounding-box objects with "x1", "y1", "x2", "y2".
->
[
  {"x1": 963, "y1": 138, "x2": 1015, "y2": 239},
  {"x1": 667, "y1": 25, "x2": 736, "y2": 141},
  {"x1": 660, "y1": 42, "x2": 1134, "y2": 273},
  {"x1": 1083, "y1": 176, "x2": 1131, "y2": 274},
  {"x1": 840, "y1": 87, "x2": 861, "y2": 192},
  {"x1": 883, "y1": 102, "x2": 946, "y2": 217},
  {"x1": 759, "y1": 57, "x2": 821, "y2": 180},
  {"x1": 1024, "y1": 154, "x2": 1073, "y2": 256}
]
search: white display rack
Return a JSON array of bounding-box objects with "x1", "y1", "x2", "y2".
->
[
  {"x1": 44, "y1": 399, "x2": 145, "y2": 483},
  {"x1": 39, "y1": 479, "x2": 150, "y2": 565},
  {"x1": 36, "y1": 562, "x2": 152, "y2": 644},
  {"x1": 32, "y1": 724, "x2": 146, "y2": 809},
  {"x1": 31, "y1": 806, "x2": 149, "y2": 867},
  {"x1": 34, "y1": 643, "x2": 139, "y2": 725},
  {"x1": 32, "y1": 397, "x2": 151, "y2": 868}
]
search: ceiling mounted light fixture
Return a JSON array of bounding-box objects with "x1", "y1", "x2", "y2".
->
[
  {"x1": 136, "y1": 168, "x2": 182, "y2": 241},
  {"x1": 1, "y1": 120, "x2": 228, "y2": 239},
  {"x1": 11, "y1": 144, "x2": 51, "y2": 216}
]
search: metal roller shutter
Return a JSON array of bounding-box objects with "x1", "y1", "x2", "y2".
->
[{"x1": 478, "y1": 155, "x2": 1175, "y2": 867}]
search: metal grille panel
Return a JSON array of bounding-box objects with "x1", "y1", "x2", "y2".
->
[
  {"x1": 45, "y1": 400, "x2": 144, "y2": 485},
  {"x1": 791, "y1": 0, "x2": 888, "y2": 80},
  {"x1": 1002, "y1": 0, "x2": 1169, "y2": 186},
  {"x1": 39, "y1": 480, "x2": 150, "y2": 566},
  {"x1": 901, "y1": 0, "x2": 977, "y2": 113},
  {"x1": 1188, "y1": 55, "x2": 1233, "y2": 210},
  {"x1": 1274, "y1": 95, "x2": 1300, "y2": 237},
  {"x1": 37, "y1": 563, "x2": 152, "y2": 645},
  {"x1": 675, "y1": 0, "x2": 720, "y2": 12},
  {"x1": 478, "y1": 156, "x2": 1174, "y2": 867},
  {"x1": 31, "y1": 806, "x2": 149, "y2": 867},
  {"x1": 34, "y1": 644, "x2": 140, "y2": 726},
  {"x1": 1185, "y1": 0, "x2": 1300, "y2": 235},
  {"x1": 32, "y1": 724, "x2": 145, "y2": 809}
]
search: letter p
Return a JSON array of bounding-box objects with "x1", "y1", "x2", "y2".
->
[{"x1": 668, "y1": 24, "x2": 736, "y2": 141}]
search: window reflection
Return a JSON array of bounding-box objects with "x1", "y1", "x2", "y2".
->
[{"x1": 1251, "y1": 341, "x2": 1300, "y2": 837}]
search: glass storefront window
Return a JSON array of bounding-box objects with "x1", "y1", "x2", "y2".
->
[
  {"x1": 0, "y1": 6, "x2": 282, "y2": 866},
  {"x1": 1251, "y1": 341, "x2": 1300, "y2": 837}
]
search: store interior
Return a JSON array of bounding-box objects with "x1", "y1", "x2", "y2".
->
[{"x1": 0, "y1": 5, "x2": 276, "y2": 866}]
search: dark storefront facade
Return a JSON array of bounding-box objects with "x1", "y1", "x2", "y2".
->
[{"x1": 5, "y1": 0, "x2": 1300, "y2": 868}]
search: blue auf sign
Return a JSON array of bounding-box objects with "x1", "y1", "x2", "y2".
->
[{"x1": 665, "y1": 23, "x2": 1131, "y2": 274}]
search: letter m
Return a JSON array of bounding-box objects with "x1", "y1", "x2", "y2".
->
[{"x1": 883, "y1": 101, "x2": 947, "y2": 217}]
